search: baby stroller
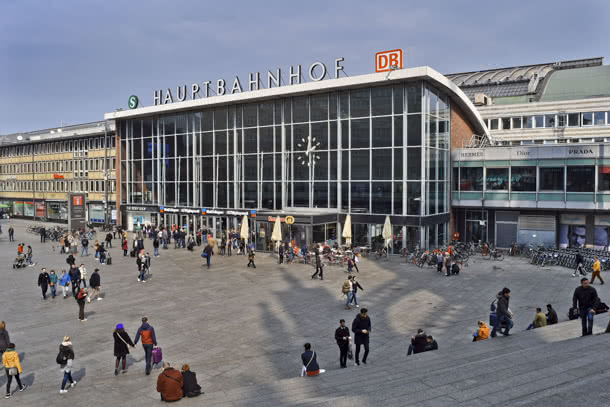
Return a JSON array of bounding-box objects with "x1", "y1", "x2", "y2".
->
[{"x1": 13, "y1": 254, "x2": 26, "y2": 268}]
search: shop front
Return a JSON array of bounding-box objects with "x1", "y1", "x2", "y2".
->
[
  {"x1": 46, "y1": 201, "x2": 68, "y2": 221},
  {"x1": 123, "y1": 205, "x2": 160, "y2": 231}
]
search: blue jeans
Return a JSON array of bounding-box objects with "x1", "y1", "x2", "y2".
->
[
  {"x1": 350, "y1": 292, "x2": 358, "y2": 306},
  {"x1": 50, "y1": 285, "x2": 56, "y2": 298},
  {"x1": 154, "y1": 247, "x2": 159, "y2": 257},
  {"x1": 581, "y1": 308, "x2": 594, "y2": 336},
  {"x1": 138, "y1": 269, "x2": 146, "y2": 281},
  {"x1": 206, "y1": 256, "x2": 211, "y2": 268},
  {"x1": 99, "y1": 253, "x2": 105, "y2": 264},
  {"x1": 142, "y1": 344, "x2": 153, "y2": 373},
  {"x1": 81, "y1": 246, "x2": 88, "y2": 256},
  {"x1": 61, "y1": 371, "x2": 74, "y2": 389},
  {"x1": 492, "y1": 315, "x2": 513, "y2": 336},
  {"x1": 345, "y1": 292, "x2": 353, "y2": 306}
]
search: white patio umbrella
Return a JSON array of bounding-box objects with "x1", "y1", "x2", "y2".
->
[
  {"x1": 343, "y1": 215, "x2": 352, "y2": 246},
  {"x1": 382, "y1": 216, "x2": 393, "y2": 248},
  {"x1": 271, "y1": 216, "x2": 282, "y2": 248},
  {"x1": 240, "y1": 215, "x2": 249, "y2": 242}
]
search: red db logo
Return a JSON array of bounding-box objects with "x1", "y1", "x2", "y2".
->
[{"x1": 375, "y1": 49, "x2": 403, "y2": 73}]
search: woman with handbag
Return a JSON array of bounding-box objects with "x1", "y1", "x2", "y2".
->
[
  {"x1": 2, "y1": 342, "x2": 27, "y2": 399},
  {"x1": 113, "y1": 324, "x2": 135, "y2": 376},
  {"x1": 300, "y1": 343, "x2": 325, "y2": 377}
]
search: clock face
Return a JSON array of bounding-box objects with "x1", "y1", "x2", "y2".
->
[{"x1": 296, "y1": 136, "x2": 321, "y2": 166}]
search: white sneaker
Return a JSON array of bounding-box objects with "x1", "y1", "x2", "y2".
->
[
  {"x1": 137, "y1": 279, "x2": 141, "y2": 282},
  {"x1": 70, "y1": 381, "x2": 77, "y2": 388},
  {"x1": 356, "y1": 305, "x2": 360, "y2": 308},
  {"x1": 87, "y1": 298, "x2": 91, "y2": 303},
  {"x1": 572, "y1": 273, "x2": 577, "y2": 277},
  {"x1": 97, "y1": 297, "x2": 102, "y2": 301},
  {"x1": 59, "y1": 389, "x2": 68, "y2": 394},
  {"x1": 81, "y1": 319, "x2": 87, "y2": 322}
]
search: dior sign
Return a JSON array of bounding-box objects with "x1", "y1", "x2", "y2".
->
[{"x1": 153, "y1": 58, "x2": 345, "y2": 106}]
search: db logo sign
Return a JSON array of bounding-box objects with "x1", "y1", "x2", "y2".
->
[{"x1": 375, "y1": 49, "x2": 403, "y2": 73}]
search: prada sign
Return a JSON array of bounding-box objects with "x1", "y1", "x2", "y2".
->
[{"x1": 153, "y1": 58, "x2": 345, "y2": 106}]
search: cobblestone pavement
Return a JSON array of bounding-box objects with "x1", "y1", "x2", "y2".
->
[{"x1": 0, "y1": 219, "x2": 608, "y2": 406}]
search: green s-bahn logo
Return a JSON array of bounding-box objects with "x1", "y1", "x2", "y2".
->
[{"x1": 128, "y1": 95, "x2": 139, "y2": 109}]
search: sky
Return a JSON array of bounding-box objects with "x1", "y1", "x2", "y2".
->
[{"x1": 0, "y1": 0, "x2": 608, "y2": 134}]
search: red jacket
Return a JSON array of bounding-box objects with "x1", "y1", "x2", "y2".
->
[{"x1": 157, "y1": 368, "x2": 183, "y2": 401}]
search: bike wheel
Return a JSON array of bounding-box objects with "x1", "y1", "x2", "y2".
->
[{"x1": 496, "y1": 253, "x2": 504, "y2": 261}]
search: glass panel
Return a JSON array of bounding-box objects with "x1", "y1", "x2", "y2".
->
[
  {"x1": 582, "y1": 112, "x2": 593, "y2": 126},
  {"x1": 394, "y1": 116, "x2": 403, "y2": 146},
  {"x1": 534, "y1": 115, "x2": 544, "y2": 128},
  {"x1": 371, "y1": 182, "x2": 391, "y2": 213},
  {"x1": 371, "y1": 86, "x2": 392, "y2": 116},
  {"x1": 406, "y1": 82, "x2": 421, "y2": 113},
  {"x1": 545, "y1": 114, "x2": 556, "y2": 128},
  {"x1": 341, "y1": 150, "x2": 349, "y2": 180},
  {"x1": 244, "y1": 182, "x2": 257, "y2": 208},
  {"x1": 372, "y1": 117, "x2": 392, "y2": 147},
  {"x1": 594, "y1": 111, "x2": 605, "y2": 125},
  {"x1": 351, "y1": 118, "x2": 370, "y2": 149},
  {"x1": 244, "y1": 128, "x2": 257, "y2": 154},
  {"x1": 372, "y1": 149, "x2": 392, "y2": 180},
  {"x1": 314, "y1": 152, "x2": 328, "y2": 180},
  {"x1": 394, "y1": 148, "x2": 402, "y2": 180},
  {"x1": 313, "y1": 182, "x2": 327, "y2": 208},
  {"x1": 394, "y1": 182, "x2": 403, "y2": 214},
  {"x1": 260, "y1": 127, "x2": 273, "y2": 153},
  {"x1": 567, "y1": 166, "x2": 594, "y2": 192},
  {"x1": 511, "y1": 167, "x2": 536, "y2": 191},
  {"x1": 460, "y1": 167, "x2": 483, "y2": 191},
  {"x1": 351, "y1": 182, "x2": 369, "y2": 212},
  {"x1": 568, "y1": 113, "x2": 580, "y2": 127},
  {"x1": 293, "y1": 182, "x2": 308, "y2": 206},
  {"x1": 501, "y1": 118, "x2": 511, "y2": 130},
  {"x1": 215, "y1": 131, "x2": 227, "y2": 155},
  {"x1": 329, "y1": 182, "x2": 337, "y2": 207},
  {"x1": 489, "y1": 119, "x2": 499, "y2": 130},
  {"x1": 259, "y1": 102, "x2": 273, "y2": 126},
  {"x1": 407, "y1": 114, "x2": 421, "y2": 146},
  {"x1": 393, "y1": 86, "x2": 403, "y2": 114},
  {"x1": 407, "y1": 182, "x2": 420, "y2": 215},
  {"x1": 351, "y1": 150, "x2": 369, "y2": 180},
  {"x1": 310, "y1": 94, "x2": 328, "y2": 121},
  {"x1": 599, "y1": 166, "x2": 610, "y2": 191},
  {"x1": 311, "y1": 122, "x2": 328, "y2": 150},
  {"x1": 350, "y1": 88, "x2": 370, "y2": 118},
  {"x1": 329, "y1": 121, "x2": 337, "y2": 149},
  {"x1": 523, "y1": 116, "x2": 533, "y2": 128},
  {"x1": 540, "y1": 167, "x2": 563, "y2": 191},
  {"x1": 243, "y1": 104, "x2": 257, "y2": 127},
  {"x1": 511, "y1": 117, "x2": 522, "y2": 129},
  {"x1": 486, "y1": 168, "x2": 509, "y2": 190},
  {"x1": 406, "y1": 148, "x2": 421, "y2": 180}
]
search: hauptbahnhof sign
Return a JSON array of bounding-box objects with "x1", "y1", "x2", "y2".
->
[{"x1": 152, "y1": 58, "x2": 345, "y2": 106}]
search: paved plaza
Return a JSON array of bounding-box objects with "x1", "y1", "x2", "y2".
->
[{"x1": 0, "y1": 219, "x2": 609, "y2": 406}]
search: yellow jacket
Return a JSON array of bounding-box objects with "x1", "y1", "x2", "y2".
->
[
  {"x1": 2, "y1": 349, "x2": 22, "y2": 374},
  {"x1": 475, "y1": 324, "x2": 489, "y2": 341},
  {"x1": 592, "y1": 260, "x2": 601, "y2": 273}
]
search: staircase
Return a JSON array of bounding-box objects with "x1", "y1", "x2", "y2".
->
[{"x1": 190, "y1": 315, "x2": 610, "y2": 407}]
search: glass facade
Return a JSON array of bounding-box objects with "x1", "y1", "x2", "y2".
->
[{"x1": 121, "y1": 81, "x2": 452, "y2": 249}]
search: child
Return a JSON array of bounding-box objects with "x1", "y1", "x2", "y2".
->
[{"x1": 2, "y1": 342, "x2": 27, "y2": 398}]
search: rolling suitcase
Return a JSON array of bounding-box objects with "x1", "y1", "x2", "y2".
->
[{"x1": 152, "y1": 347, "x2": 162, "y2": 364}]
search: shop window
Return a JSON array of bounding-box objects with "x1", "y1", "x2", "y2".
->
[
  {"x1": 567, "y1": 166, "x2": 594, "y2": 192},
  {"x1": 459, "y1": 167, "x2": 483, "y2": 191},
  {"x1": 539, "y1": 167, "x2": 564, "y2": 191},
  {"x1": 486, "y1": 168, "x2": 509, "y2": 190},
  {"x1": 511, "y1": 167, "x2": 536, "y2": 191},
  {"x1": 598, "y1": 166, "x2": 610, "y2": 191}
]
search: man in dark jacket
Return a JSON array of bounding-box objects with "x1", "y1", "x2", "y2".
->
[
  {"x1": 81, "y1": 237, "x2": 89, "y2": 256},
  {"x1": 88, "y1": 268, "x2": 102, "y2": 302},
  {"x1": 0, "y1": 321, "x2": 10, "y2": 356},
  {"x1": 203, "y1": 244, "x2": 213, "y2": 269},
  {"x1": 491, "y1": 287, "x2": 513, "y2": 337},
  {"x1": 335, "y1": 319, "x2": 350, "y2": 368},
  {"x1": 157, "y1": 362, "x2": 183, "y2": 402},
  {"x1": 134, "y1": 317, "x2": 157, "y2": 375},
  {"x1": 352, "y1": 308, "x2": 371, "y2": 365},
  {"x1": 424, "y1": 335, "x2": 438, "y2": 352},
  {"x1": 37, "y1": 268, "x2": 50, "y2": 300},
  {"x1": 407, "y1": 329, "x2": 427, "y2": 355},
  {"x1": 573, "y1": 278, "x2": 600, "y2": 336},
  {"x1": 105, "y1": 232, "x2": 113, "y2": 248},
  {"x1": 546, "y1": 304, "x2": 558, "y2": 325},
  {"x1": 40, "y1": 227, "x2": 46, "y2": 242},
  {"x1": 69, "y1": 265, "x2": 80, "y2": 297},
  {"x1": 278, "y1": 245, "x2": 284, "y2": 264}
]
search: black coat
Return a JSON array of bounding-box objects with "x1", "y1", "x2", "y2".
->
[
  {"x1": 546, "y1": 309, "x2": 558, "y2": 325},
  {"x1": 182, "y1": 370, "x2": 202, "y2": 397},
  {"x1": 352, "y1": 315, "x2": 371, "y2": 345},
  {"x1": 38, "y1": 272, "x2": 50, "y2": 287},
  {"x1": 89, "y1": 272, "x2": 101, "y2": 289},
  {"x1": 573, "y1": 286, "x2": 599, "y2": 311},
  {"x1": 335, "y1": 326, "x2": 350, "y2": 346},
  {"x1": 411, "y1": 333, "x2": 427, "y2": 354},
  {"x1": 113, "y1": 330, "x2": 135, "y2": 357},
  {"x1": 496, "y1": 293, "x2": 510, "y2": 319}
]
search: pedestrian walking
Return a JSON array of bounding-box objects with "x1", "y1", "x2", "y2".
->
[
  {"x1": 57, "y1": 336, "x2": 76, "y2": 394},
  {"x1": 59, "y1": 270, "x2": 71, "y2": 298},
  {"x1": 98, "y1": 243, "x2": 107, "y2": 265},
  {"x1": 351, "y1": 308, "x2": 371, "y2": 365},
  {"x1": 335, "y1": 319, "x2": 350, "y2": 368},
  {"x1": 94, "y1": 240, "x2": 99, "y2": 258},
  {"x1": 247, "y1": 249, "x2": 256, "y2": 268},
  {"x1": 8, "y1": 226, "x2": 14, "y2": 242},
  {"x1": 122, "y1": 238, "x2": 128, "y2": 256},
  {"x1": 3, "y1": 342, "x2": 27, "y2": 398},
  {"x1": 79, "y1": 264, "x2": 88, "y2": 288},
  {"x1": 300, "y1": 343, "x2": 324, "y2": 377},
  {"x1": 490, "y1": 287, "x2": 513, "y2": 337},
  {"x1": 69, "y1": 266, "x2": 80, "y2": 297},
  {"x1": 311, "y1": 251, "x2": 323, "y2": 280},
  {"x1": 134, "y1": 317, "x2": 157, "y2": 375},
  {"x1": 66, "y1": 253, "x2": 76, "y2": 268},
  {"x1": 342, "y1": 277, "x2": 353, "y2": 309},
  {"x1": 37, "y1": 268, "x2": 50, "y2": 300},
  {"x1": 88, "y1": 268, "x2": 102, "y2": 302},
  {"x1": 153, "y1": 237, "x2": 160, "y2": 257},
  {"x1": 113, "y1": 323, "x2": 135, "y2": 375},
  {"x1": 47, "y1": 270, "x2": 58, "y2": 299},
  {"x1": 0, "y1": 322, "x2": 10, "y2": 356},
  {"x1": 26, "y1": 245, "x2": 34, "y2": 266},
  {"x1": 590, "y1": 257, "x2": 605, "y2": 284},
  {"x1": 352, "y1": 252, "x2": 360, "y2": 273},
  {"x1": 76, "y1": 288, "x2": 87, "y2": 321},
  {"x1": 81, "y1": 236, "x2": 89, "y2": 256},
  {"x1": 278, "y1": 244, "x2": 284, "y2": 264},
  {"x1": 573, "y1": 277, "x2": 600, "y2": 336},
  {"x1": 202, "y1": 244, "x2": 213, "y2": 269},
  {"x1": 350, "y1": 276, "x2": 363, "y2": 308},
  {"x1": 105, "y1": 232, "x2": 113, "y2": 248}
]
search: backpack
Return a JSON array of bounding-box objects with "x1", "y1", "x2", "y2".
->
[
  {"x1": 77, "y1": 290, "x2": 86, "y2": 300},
  {"x1": 568, "y1": 307, "x2": 580, "y2": 320},
  {"x1": 56, "y1": 349, "x2": 67, "y2": 365},
  {"x1": 595, "y1": 302, "x2": 609, "y2": 314},
  {"x1": 342, "y1": 281, "x2": 351, "y2": 294}
]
